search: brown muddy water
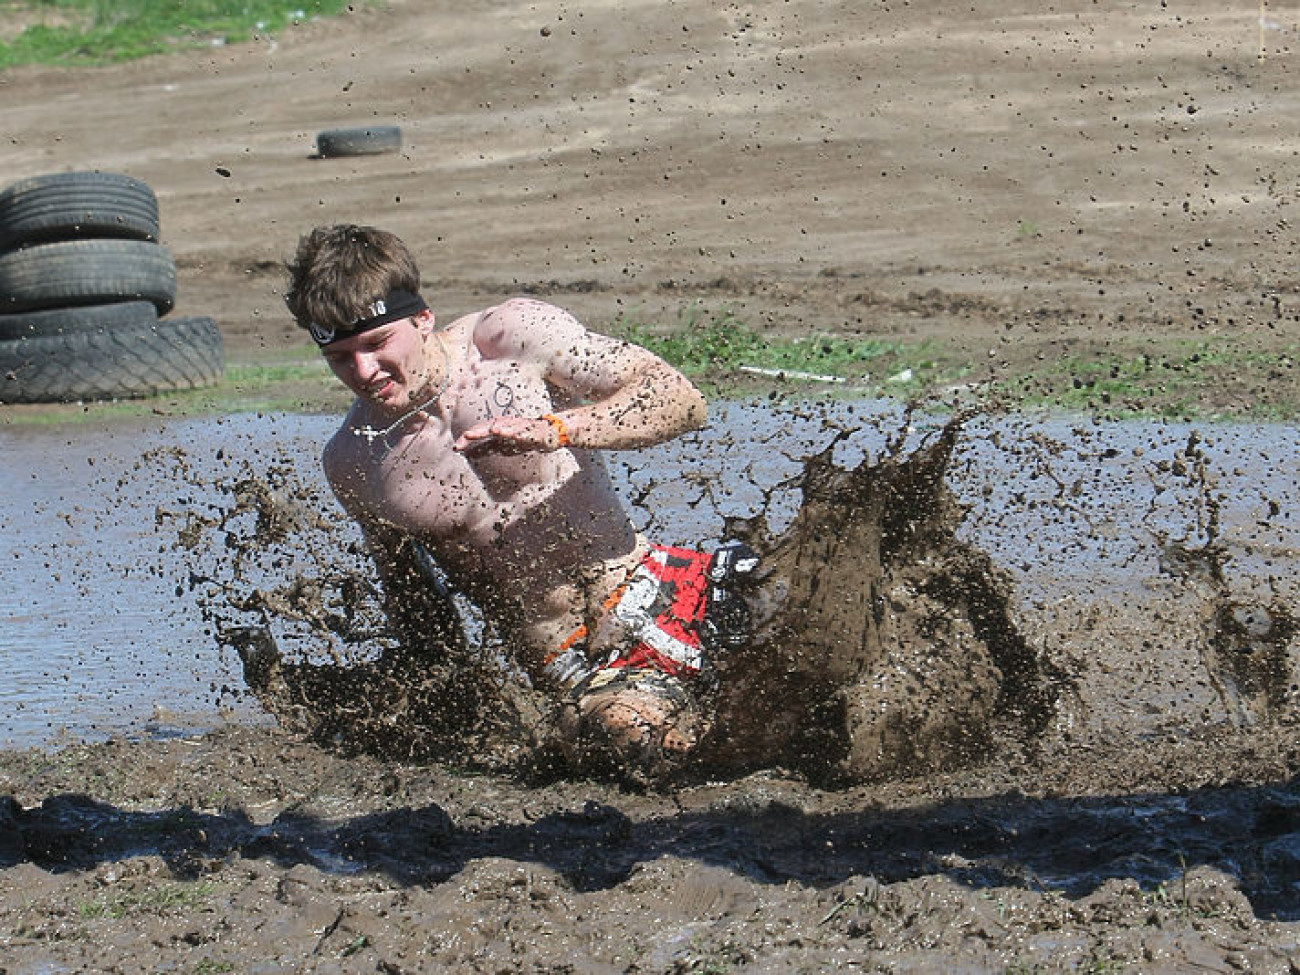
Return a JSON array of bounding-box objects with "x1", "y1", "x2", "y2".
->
[
  {"x1": 3, "y1": 400, "x2": 1296, "y2": 753},
  {"x1": 5, "y1": 400, "x2": 1300, "y2": 968}
]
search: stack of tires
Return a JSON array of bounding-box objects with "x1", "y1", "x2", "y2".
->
[{"x1": 0, "y1": 171, "x2": 224, "y2": 404}]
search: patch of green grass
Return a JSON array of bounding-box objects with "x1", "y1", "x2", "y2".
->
[
  {"x1": 221, "y1": 355, "x2": 332, "y2": 391},
  {"x1": 1015, "y1": 218, "x2": 1040, "y2": 239},
  {"x1": 615, "y1": 307, "x2": 771, "y2": 371},
  {"x1": 77, "y1": 899, "x2": 111, "y2": 919},
  {"x1": 2, "y1": 314, "x2": 1296, "y2": 426},
  {"x1": 148, "y1": 355, "x2": 350, "y2": 415},
  {"x1": 612, "y1": 308, "x2": 1299, "y2": 421},
  {"x1": 611, "y1": 305, "x2": 944, "y2": 391},
  {"x1": 1000, "y1": 340, "x2": 1299, "y2": 421},
  {"x1": 198, "y1": 356, "x2": 352, "y2": 412},
  {"x1": 79, "y1": 881, "x2": 216, "y2": 919},
  {"x1": 0, "y1": 0, "x2": 364, "y2": 68},
  {"x1": 0, "y1": 350, "x2": 346, "y2": 424}
]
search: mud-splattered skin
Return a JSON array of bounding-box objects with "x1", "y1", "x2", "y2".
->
[{"x1": 321, "y1": 297, "x2": 704, "y2": 678}]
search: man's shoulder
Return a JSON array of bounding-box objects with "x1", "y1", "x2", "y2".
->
[
  {"x1": 474, "y1": 296, "x2": 565, "y2": 321},
  {"x1": 465, "y1": 298, "x2": 584, "y2": 358}
]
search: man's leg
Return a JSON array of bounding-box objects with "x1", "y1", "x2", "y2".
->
[
  {"x1": 555, "y1": 668, "x2": 708, "y2": 784},
  {"x1": 549, "y1": 541, "x2": 762, "y2": 784}
]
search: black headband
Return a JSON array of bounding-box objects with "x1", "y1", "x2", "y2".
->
[{"x1": 308, "y1": 289, "x2": 429, "y2": 346}]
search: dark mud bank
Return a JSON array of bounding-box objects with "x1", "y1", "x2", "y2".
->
[{"x1": 4, "y1": 723, "x2": 1300, "y2": 974}]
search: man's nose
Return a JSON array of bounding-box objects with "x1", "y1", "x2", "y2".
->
[{"x1": 351, "y1": 349, "x2": 380, "y2": 382}]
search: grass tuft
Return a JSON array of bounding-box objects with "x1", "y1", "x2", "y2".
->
[
  {"x1": 611, "y1": 305, "x2": 940, "y2": 390},
  {"x1": 0, "y1": 0, "x2": 364, "y2": 68}
]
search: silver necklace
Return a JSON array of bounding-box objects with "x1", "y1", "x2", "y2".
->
[{"x1": 353, "y1": 334, "x2": 451, "y2": 447}]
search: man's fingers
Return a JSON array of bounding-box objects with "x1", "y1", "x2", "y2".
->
[
  {"x1": 454, "y1": 434, "x2": 487, "y2": 453},
  {"x1": 454, "y1": 418, "x2": 552, "y2": 454},
  {"x1": 453, "y1": 420, "x2": 500, "y2": 450},
  {"x1": 454, "y1": 428, "x2": 498, "y2": 453},
  {"x1": 454, "y1": 424, "x2": 525, "y2": 454}
]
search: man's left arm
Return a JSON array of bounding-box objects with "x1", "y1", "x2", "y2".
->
[{"x1": 454, "y1": 298, "x2": 707, "y2": 454}]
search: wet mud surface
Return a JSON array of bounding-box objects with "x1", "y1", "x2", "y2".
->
[
  {"x1": 5, "y1": 725, "x2": 1300, "y2": 972},
  {"x1": 5, "y1": 404, "x2": 1300, "y2": 971},
  {"x1": 4, "y1": 0, "x2": 1300, "y2": 969}
]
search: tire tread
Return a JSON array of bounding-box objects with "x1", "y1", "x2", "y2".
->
[
  {"x1": 0, "y1": 239, "x2": 176, "y2": 314},
  {"x1": 0, "y1": 172, "x2": 159, "y2": 250},
  {"x1": 0, "y1": 316, "x2": 224, "y2": 403}
]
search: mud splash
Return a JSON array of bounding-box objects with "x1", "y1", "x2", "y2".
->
[
  {"x1": 165, "y1": 447, "x2": 547, "y2": 770},
  {"x1": 157, "y1": 404, "x2": 1299, "y2": 792},
  {"x1": 189, "y1": 411, "x2": 1056, "y2": 788},
  {"x1": 699, "y1": 413, "x2": 1063, "y2": 785},
  {"x1": 1151, "y1": 431, "x2": 1300, "y2": 730}
]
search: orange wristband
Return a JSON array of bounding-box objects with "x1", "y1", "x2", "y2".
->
[{"x1": 543, "y1": 412, "x2": 571, "y2": 448}]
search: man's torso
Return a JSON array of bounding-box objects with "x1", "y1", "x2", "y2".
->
[{"x1": 324, "y1": 311, "x2": 643, "y2": 665}]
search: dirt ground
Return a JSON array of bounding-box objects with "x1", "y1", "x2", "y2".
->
[{"x1": 3, "y1": 0, "x2": 1300, "y2": 971}]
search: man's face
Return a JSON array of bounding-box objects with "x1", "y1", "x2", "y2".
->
[{"x1": 320, "y1": 311, "x2": 435, "y2": 411}]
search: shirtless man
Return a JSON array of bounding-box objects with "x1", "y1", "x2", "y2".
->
[{"x1": 284, "y1": 225, "x2": 751, "y2": 780}]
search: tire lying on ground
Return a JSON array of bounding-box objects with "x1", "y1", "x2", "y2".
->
[
  {"x1": 0, "y1": 171, "x2": 160, "y2": 251},
  {"x1": 0, "y1": 316, "x2": 224, "y2": 403},
  {"x1": 0, "y1": 239, "x2": 176, "y2": 314},
  {"x1": 315, "y1": 125, "x2": 402, "y2": 158},
  {"x1": 0, "y1": 300, "x2": 158, "y2": 341}
]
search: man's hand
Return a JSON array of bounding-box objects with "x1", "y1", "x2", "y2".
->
[{"x1": 454, "y1": 415, "x2": 562, "y2": 455}]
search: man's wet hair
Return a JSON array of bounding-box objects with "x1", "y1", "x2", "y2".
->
[{"x1": 284, "y1": 224, "x2": 422, "y2": 339}]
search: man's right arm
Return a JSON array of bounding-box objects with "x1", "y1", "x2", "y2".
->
[
  {"x1": 361, "y1": 521, "x2": 466, "y2": 659},
  {"x1": 324, "y1": 436, "x2": 466, "y2": 658},
  {"x1": 453, "y1": 298, "x2": 708, "y2": 456}
]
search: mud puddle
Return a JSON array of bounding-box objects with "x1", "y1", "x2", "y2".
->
[
  {"x1": 3, "y1": 401, "x2": 1296, "y2": 758},
  {"x1": 4, "y1": 401, "x2": 1300, "y2": 971}
]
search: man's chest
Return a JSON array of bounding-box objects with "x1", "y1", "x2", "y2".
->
[
  {"x1": 446, "y1": 356, "x2": 554, "y2": 434},
  {"x1": 350, "y1": 423, "x2": 566, "y2": 543}
]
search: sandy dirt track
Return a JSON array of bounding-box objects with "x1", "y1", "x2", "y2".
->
[
  {"x1": 4, "y1": 1, "x2": 1300, "y2": 972},
  {"x1": 2, "y1": 0, "x2": 1298, "y2": 394}
]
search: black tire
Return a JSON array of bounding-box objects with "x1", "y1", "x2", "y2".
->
[
  {"x1": 0, "y1": 171, "x2": 159, "y2": 251},
  {"x1": 0, "y1": 316, "x2": 224, "y2": 404},
  {"x1": 0, "y1": 300, "x2": 158, "y2": 341},
  {"x1": 0, "y1": 239, "x2": 176, "y2": 314},
  {"x1": 315, "y1": 125, "x2": 402, "y2": 158}
]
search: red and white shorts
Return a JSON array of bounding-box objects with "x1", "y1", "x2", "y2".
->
[{"x1": 544, "y1": 541, "x2": 759, "y2": 693}]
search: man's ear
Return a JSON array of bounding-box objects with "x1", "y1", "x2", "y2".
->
[{"x1": 414, "y1": 308, "x2": 437, "y2": 333}]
